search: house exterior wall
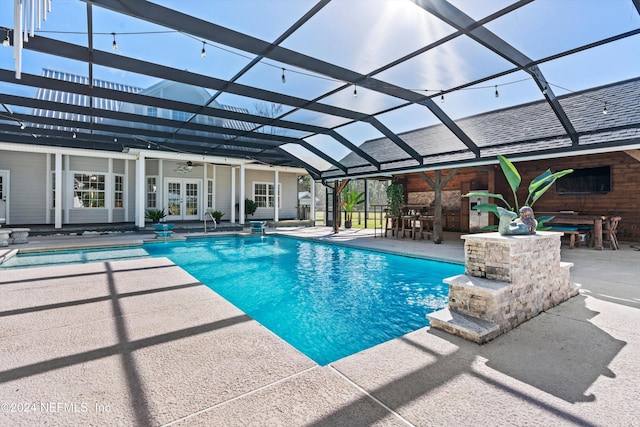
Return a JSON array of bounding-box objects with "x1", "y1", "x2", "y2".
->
[
  {"x1": 215, "y1": 165, "x2": 232, "y2": 219},
  {"x1": 0, "y1": 151, "x2": 48, "y2": 224},
  {"x1": 401, "y1": 152, "x2": 640, "y2": 242},
  {"x1": 243, "y1": 169, "x2": 298, "y2": 220}
]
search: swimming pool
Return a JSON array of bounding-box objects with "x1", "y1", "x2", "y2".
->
[{"x1": 2, "y1": 235, "x2": 463, "y2": 365}]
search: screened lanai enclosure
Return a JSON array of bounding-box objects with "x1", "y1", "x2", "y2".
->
[{"x1": 0, "y1": 0, "x2": 639, "y2": 231}]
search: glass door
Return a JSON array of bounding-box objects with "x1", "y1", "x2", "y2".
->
[{"x1": 165, "y1": 178, "x2": 200, "y2": 221}]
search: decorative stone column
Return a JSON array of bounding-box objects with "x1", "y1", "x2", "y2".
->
[{"x1": 428, "y1": 231, "x2": 579, "y2": 343}]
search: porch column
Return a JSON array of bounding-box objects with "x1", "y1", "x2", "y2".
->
[
  {"x1": 239, "y1": 163, "x2": 246, "y2": 225},
  {"x1": 136, "y1": 153, "x2": 146, "y2": 228},
  {"x1": 54, "y1": 152, "x2": 62, "y2": 229},
  {"x1": 310, "y1": 176, "x2": 316, "y2": 221},
  {"x1": 64, "y1": 155, "x2": 70, "y2": 225},
  {"x1": 230, "y1": 167, "x2": 236, "y2": 223},
  {"x1": 273, "y1": 169, "x2": 279, "y2": 222}
]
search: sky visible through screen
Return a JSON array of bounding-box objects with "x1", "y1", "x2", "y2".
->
[{"x1": 0, "y1": 0, "x2": 638, "y2": 164}]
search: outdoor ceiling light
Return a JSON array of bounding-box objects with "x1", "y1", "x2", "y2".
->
[
  {"x1": 186, "y1": 161, "x2": 193, "y2": 172},
  {"x1": 112, "y1": 32, "x2": 118, "y2": 50}
]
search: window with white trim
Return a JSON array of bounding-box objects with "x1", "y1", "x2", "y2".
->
[
  {"x1": 171, "y1": 110, "x2": 190, "y2": 122},
  {"x1": 114, "y1": 174, "x2": 124, "y2": 208},
  {"x1": 74, "y1": 173, "x2": 105, "y2": 208},
  {"x1": 253, "y1": 182, "x2": 282, "y2": 208},
  {"x1": 146, "y1": 176, "x2": 158, "y2": 209},
  {"x1": 207, "y1": 179, "x2": 214, "y2": 209}
]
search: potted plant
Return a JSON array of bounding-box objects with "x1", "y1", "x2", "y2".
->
[
  {"x1": 463, "y1": 155, "x2": 572, "y2": 233},
  {"x1": 341, "y1": 185, "x2": 365, "y2": 229},
  {"x1": 145, "y1": 208, "x2": 166, "y2": 224},
  {"x1": 245, "y1": 198, "x2": 258, "y2": 219},
  {"x1": 386, "y1": 182, "x2": 404, "y2": 217},
  {"x1": 210, "y1": 210, "x2": 224, "y2": 224}
]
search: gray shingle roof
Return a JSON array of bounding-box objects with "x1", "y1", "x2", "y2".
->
[{"x1": 334, "y1": 77, "x2": 640, "y2": 177}]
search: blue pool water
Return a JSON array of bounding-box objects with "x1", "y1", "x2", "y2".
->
[{"x1": 2, "y1": 236, "x2": 463, "y2": 365}]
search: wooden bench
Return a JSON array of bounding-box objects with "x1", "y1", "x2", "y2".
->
[{"x1": 549, "y1": 226, "x2": 582, "y2": 249}]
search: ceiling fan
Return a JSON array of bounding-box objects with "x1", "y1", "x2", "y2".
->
[{"x1": 175, "y1": 160, "x2": 203, "y2": 173}]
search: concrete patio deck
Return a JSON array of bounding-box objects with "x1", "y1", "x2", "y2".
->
[{"x1": 0, "y1": 227, "x2": 638, "y2": 426}]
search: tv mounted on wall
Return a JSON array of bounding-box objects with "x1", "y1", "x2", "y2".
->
[{"x1": 555, "y1": 165, "x2": 611, "y2": 195}]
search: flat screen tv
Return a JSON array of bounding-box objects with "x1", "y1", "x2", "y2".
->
[{"x1": 555, "y1": 165, "x2": 611, "y2": 195}]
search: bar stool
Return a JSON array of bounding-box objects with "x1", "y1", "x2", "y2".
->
[
  {"x1": 413, "y1": 215, "x2": 434, "y2": 240},
  {"x1": 398, "y1": 208, "x2": 417, "y2": 239},
  {"x1": 384, "y1": 213, "x2": 399, "y2": 238}
]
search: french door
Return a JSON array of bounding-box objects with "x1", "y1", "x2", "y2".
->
[{"x1": 165, "y1": 178, "x2": 200, "y2": 221}]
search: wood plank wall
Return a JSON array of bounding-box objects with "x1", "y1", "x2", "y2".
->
[{"x1": 399, "y1": 151, "x2": 640, "y2": 242}]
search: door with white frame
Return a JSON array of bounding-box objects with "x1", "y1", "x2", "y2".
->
[
  {"x1": 0, "y1": 170, "x2": 8, "y2": 223},
  {"x1": 165, "y1": 178, "x2": 201, "y2": 221}
]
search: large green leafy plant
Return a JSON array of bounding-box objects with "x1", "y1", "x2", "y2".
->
[
  {"x1": 341, "y1": 185, "x2": 365, "y2": 222},
  {"x1": 464, "y1": 155, "x2": 572, "y2": 229},
  {"x1": 385, "y1": 183, "x2": 404, "y2": 217}
]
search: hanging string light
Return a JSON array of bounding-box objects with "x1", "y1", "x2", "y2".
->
[
  {"x1": 495, "y1": 85, "x2": 499, "y2": 98},
  {"x1": 353, "y1": 84, "x2": 357, "y2": 97},
  {"x1": 602, "y1": 102, "x2": 608, "y2": 115},
  {"x1": 19, "y1": 121, "x2": 25, "y2": 129},
  {"x1": 440, "y1": 92, "x2": 445, "y2": 103},
  {"x1": 111, "y1": 32, "x2": 118, "y2": 50},
  {"x1": 201, "y1": 41, "x2": 206, "y2": 58},
  {"x1": 281, "y1": 68, "x2": 286, "y2": 83},
  {"x1": 2, "y1": 30, "x2": 9, "y2": 47}
]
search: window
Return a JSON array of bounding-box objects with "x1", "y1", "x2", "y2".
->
[
  {"x1": 114, "y1": 175, "x2": 124, "y2": 208},
  {"x1": 253, "y1": 182, "x2": 282, "y2": 208},
  {"x1": 207, "y1": 179, "x2": 214, "y2": 209},
  {"x1": 171, "y1": 110, "x2": 190, "y2": 122},
  {"x1": 146, "y1": 176, "x2": 158, "y2": 209},
  {"x1": 74, "y1": 173, "x2": 105, "y2": 208}
]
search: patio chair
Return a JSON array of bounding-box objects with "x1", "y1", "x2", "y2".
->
[
  {"x1": 384, "y1": 210, "x2": 399, "y2": 238},
  {"x1": 413, "y1": 209, "x2": 434, "y2": 240},
  {"x1": 398, "y1": 207, "x2": 417, "y2": 239},
  {"x1": 602, "y1": 216, "x2": 621, "y2": 250}
]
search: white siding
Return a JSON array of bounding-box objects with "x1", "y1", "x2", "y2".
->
[
  {"x1": 215, "y1": 165, "x2": 232, "y2": 218},
  {"x1": 0, "y1": 152, "x2": 48, "y2": 224},
  {"x1": 245, "y1": 170, "x2": 298, "y2": 220}
]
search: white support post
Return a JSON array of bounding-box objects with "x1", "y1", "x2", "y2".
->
[
  {"x1": 63, "y1": 154, "x2": 69, "y2": 225},
  {"x1": 239, "y1": 163, "x2": 246, "y2": 225},
  {"x1": 310, "y1": 176, "x2": 316, "y2": 221},
  {"x1": 230, "y1": 166, "x2": 236, "y2": 223},
  {"x1": 274, "y1": 169, "x2": 279, "y2": 222},
  {"x1": 54, "y1": 152, "x2": 62, "y2": 229},
  {"x1": 124, "y1": 159, "x2": 129, "y2": 222},
  {"x1": 136, "y1": 153, "x2": 146, "y2": 228},
  {"x1": 107, "y1": 158, "x2": 113, "y2": 223}
]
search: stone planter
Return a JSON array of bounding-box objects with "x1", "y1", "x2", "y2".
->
[{"x1": 428, "y1": 231, "x2": 578, "y2": 343}]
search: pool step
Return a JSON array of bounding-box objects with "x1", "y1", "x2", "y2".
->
[{"x1": 428, "y1": 308, "x2": 501, "y2": 344}]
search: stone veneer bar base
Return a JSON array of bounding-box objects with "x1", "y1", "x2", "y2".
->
[{"x1": 428, "y1": 231, "x2": 579, "y2": 344}]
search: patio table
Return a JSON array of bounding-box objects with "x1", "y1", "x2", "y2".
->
[{"x1": 547, "y1": 214, "x2": 608, "y2": 250}]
